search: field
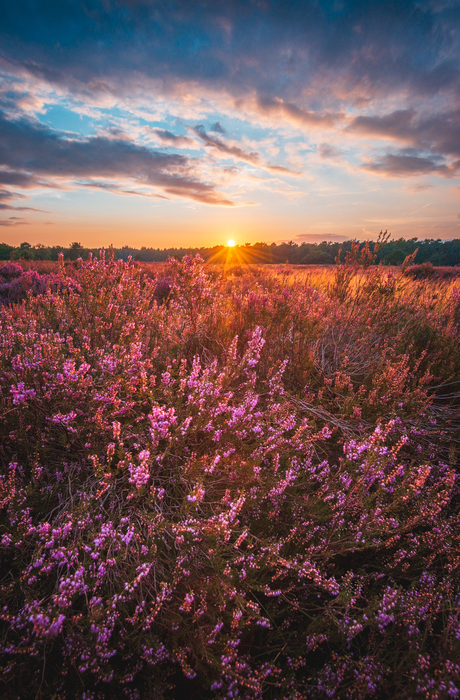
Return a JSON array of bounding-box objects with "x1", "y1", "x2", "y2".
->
[{"x1": 1, "y1": 251, "x2": 460, "y2": 699}]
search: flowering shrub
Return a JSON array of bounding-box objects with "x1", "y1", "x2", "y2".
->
[{"x1": 1, "y1": 254, "x2": 460, "y2": 699}]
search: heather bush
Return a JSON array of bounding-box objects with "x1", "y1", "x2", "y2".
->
[
  {"x1": 0, "y1": 260, "x2": 81, "y2": 306},
  {"x1": 404, "y1": 263, "x2": 460, "y2": 281},
  {"x1": 1, "y1": 254, "x2": 460, "y2": 699}
]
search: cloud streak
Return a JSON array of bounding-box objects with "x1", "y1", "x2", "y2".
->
[
  {"x1": 0, "y1": 187, "x2": 47, "y2": 211},
  {"x1": 193, "y1": 125, "x2": 299, "y2": 174}
]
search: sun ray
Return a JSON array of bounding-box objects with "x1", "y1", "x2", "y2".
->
[{"x1": 204, "y1": 241, "x2": 274, "y2": 274}]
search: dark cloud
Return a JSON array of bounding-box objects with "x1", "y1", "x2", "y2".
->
[
  {"x1": 0, "y1": 188, "x2": 25, "y2": 202},
  {"x1": 152, "y1": 129, "x2": 193, "y2": 147},
  {"x1": 350, "y1": 108, "x2": 460, "y2": 157},
  {"x1": 349, "y1": 110, "x2": 417, "y2": 142},
  {"x1": 362, "y1": 151, "x2": 460, "y2": 177},
  {"x1": 0, "y1": 170, "x2": 41, "y2": 187},
  {"x1": 350, "y1": 107, "x2": 460, "y2": 177},
  {"x1": 1, "y1": 1, "x2": 459, "y2": 110},
  {"x1": 0, "y1": 112, "x2": 234, "y2": 205},
  {"x1": 210, "y1": 121, "x2": 226, "y2": 134}
]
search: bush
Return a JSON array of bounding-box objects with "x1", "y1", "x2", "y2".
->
[
  {"x1": 0, "y1": 260, "x2": 81, "y2": 306},
  {"x1": 404, "y1": 262, "x2": 460, "y2": 281}
]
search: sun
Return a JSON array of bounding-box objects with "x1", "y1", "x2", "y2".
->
[{"x1": 227, "y1": 239, "x2": 236, "y2": 247}]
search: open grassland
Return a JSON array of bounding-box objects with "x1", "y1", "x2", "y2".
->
[{"x1": 1, "y1": 253, "x2": 460, "y2": 699}]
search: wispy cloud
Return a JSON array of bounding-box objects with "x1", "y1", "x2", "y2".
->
[
  {"x1": 193, "y1": 125, "x2": 299, "y2": 174},
  {"x1": 0, "y1": 215, "x2": 29, "y2": 226},
  {"x1": 0, "y1": 187, "x2": 47, "y2": 211}
]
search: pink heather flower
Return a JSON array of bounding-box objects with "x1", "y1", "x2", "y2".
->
[
  {"x1": 187, "y1": 484, "x2": 205, "y2": 503},
  {"x1": 149, "y1": 405, "x2": 177, "y2": 441},
  {"x1": 128, "y1": 462, "x2": 150, "y2": 489},
  {"x1": 179, "y1": 592, "x2": 194, "y2": 612},
  {"x1": 10, "y1": 382, "x2": 36, "y2": 405}
]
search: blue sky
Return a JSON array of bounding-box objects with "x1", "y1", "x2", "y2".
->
[{"x1": 1, "y1": 0, "x2": 460, "y2": 247}]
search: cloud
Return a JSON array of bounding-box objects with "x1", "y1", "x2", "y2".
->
[
  {"x1": 152, "y1": 129, "x2": 194, "y2": 147},
  {"x1": 0, "y1": 112, "x2": 235, "y2": 205},
  {"x1": 0, "y1": 170, "x2": 41, "y2": 187},
  {"x1": 210, "y1": 121, "x2": 226, "y2": 134},
  {"x1": 349, "y1": 108, "x2": 460, "y2": 156},
  {"x1": 0, "y1": 187, "x2": 47, "y2": 211},
  {"x1": 349, "y1": 108, "x2": 460, "y2": 177},
  {"x1": 193, "y1": 125, "x2": 299, "y2": 174},
  {"x1": 2, "y1": 1, "x2": 458, "y2": 114},
  {"x1": 1, "y1": 0, "x2": 460, "y2": 224},
  {"x1": 253, "y1": 96, "x2": 340, "y2": 129},
  {"x1": 318, "y1": 143, "x2": 342, "y2": 159},
  {"x1": 266, "y1": 163, "x2": 300, "y2": 175},
  {"x1": 0, "y1": 188, "x2": 25, "y2": 203},
  {"x1": 349, "y1": 110, "x2": 417, "y2": 142},
  {"x1": 78, "y1": 180, "x2": 170, "y2": 199},
  {"x1": 404, "y1": 183, "x2": 434, "y2": 193},
  {"x1": 194, "y1": 125, "x2": 262, "y2": 164},
  {"x1": 293, "y1": 233, "x2": 350, "y2": 243},
  {"x1": 0, "y1": 216, "x2": 29, "y2": 226},
  {"x1": 362, "y1": 151, "x2": 460, "y2": 177}
]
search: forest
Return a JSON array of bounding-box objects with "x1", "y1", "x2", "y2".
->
[{"x1": 4, "y1": 234, "x2": 460, "y2": 266}]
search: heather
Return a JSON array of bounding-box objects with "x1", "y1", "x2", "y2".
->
[{"x1": 1, "y1": 252, "x2": 460, "y2": 699}]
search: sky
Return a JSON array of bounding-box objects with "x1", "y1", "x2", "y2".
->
[{"x1": 1, "y1": 0, "x2": 460, "y2": 248}]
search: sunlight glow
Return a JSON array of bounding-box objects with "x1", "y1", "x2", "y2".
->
[{"x1": 227, "y1": 240, "x2": 236, "y2": 247}]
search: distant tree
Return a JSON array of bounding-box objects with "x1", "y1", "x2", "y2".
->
[
  {"x1": 0, "y1": 243, "x2": 14, "y2": 260},
  {"x1": 17, "y1": 242, "x2": 33, "y2": 260},
  {"x1": 67, "y1": 242, "x2": 86, "y2": 261}
]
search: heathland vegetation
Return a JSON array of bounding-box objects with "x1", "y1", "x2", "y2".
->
[{"x1": 1, "y1": 245, "x2": 460, "y2": 698}]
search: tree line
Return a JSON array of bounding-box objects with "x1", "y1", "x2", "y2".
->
[{"x1": 3, "y1": 235, "x2": 460, "y2": 266}]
